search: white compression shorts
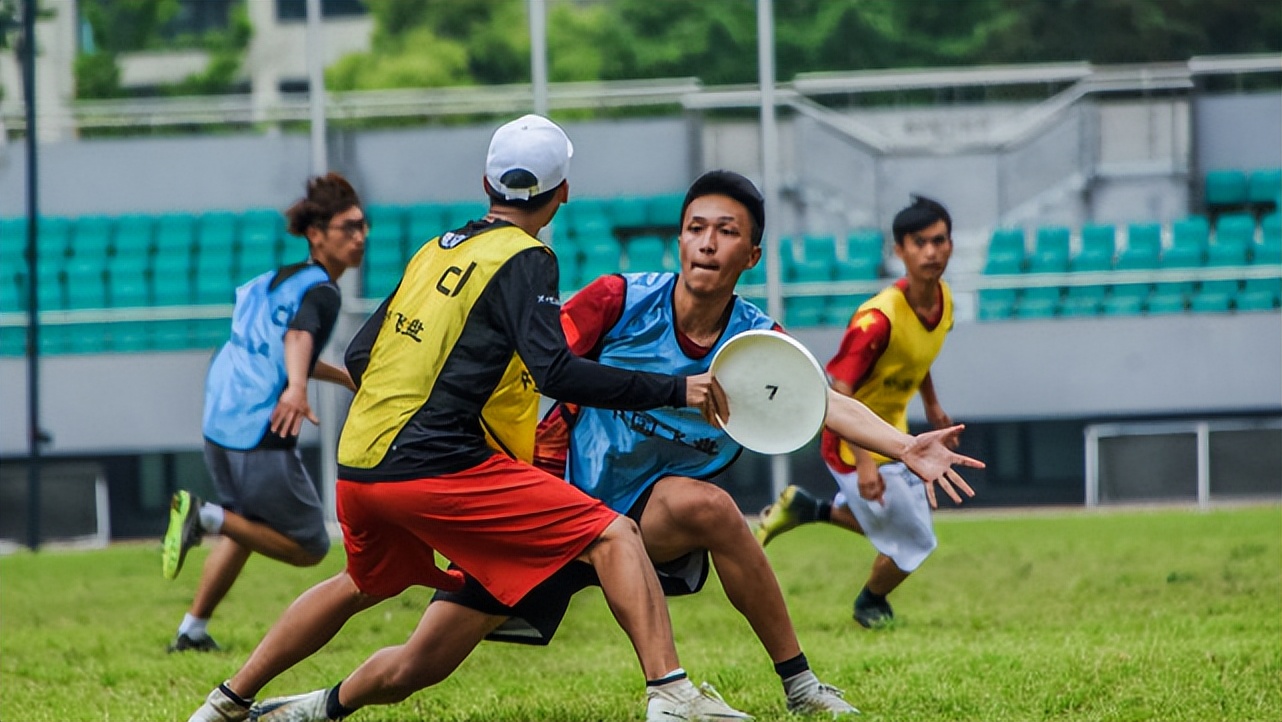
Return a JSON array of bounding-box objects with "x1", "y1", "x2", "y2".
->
[{"x1": 827, "y1": 461, "x2": 937, "y2": 573}]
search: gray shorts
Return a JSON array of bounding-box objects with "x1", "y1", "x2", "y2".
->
[{"x1": 202, "y1": 441, "x2": 331, "y2": 559}]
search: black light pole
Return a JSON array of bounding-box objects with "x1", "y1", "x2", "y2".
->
[{"x1": 21, "y1": 0, "x2": 42, "y2": 551}]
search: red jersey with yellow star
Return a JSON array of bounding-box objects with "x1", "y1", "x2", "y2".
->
[{"x1": 821, "y1": 277, "x2": 953, "y2": 470}]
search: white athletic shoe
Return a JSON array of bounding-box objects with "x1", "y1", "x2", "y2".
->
[
  {"x1": 785, "y1": 673, "x2": 860, "y2": 716},
  {"x1": 188, "y1": 685, "x2": 252, "y2": 722},
  {"x1": 249, "y1": 689, "x2": 332, "y2": 722},
  {"x1": 646, "y1": 681, "x2": 755, "y2": 721}
]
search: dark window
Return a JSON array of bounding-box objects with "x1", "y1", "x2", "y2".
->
[{"x1": 276, "y1": 0, "x2": 369, "y2": 21}]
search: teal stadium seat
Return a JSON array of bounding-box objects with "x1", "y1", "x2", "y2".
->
[
  {"x1": 1254, "y1": 213, "x2": 1281, "y2": 265},
  {"x1": 1076, "y1": 223, "x2": 1116, "y2": 267},
  {"x1": 1157, "y1": 217, "x2": 1208, "y2": 296},
  {"x1": 1014, "y1": 291, "x2": 1057, "y2": 319},
  {"x1": 69, "y1": 216, "x2": 112, "y2": 261},
  {"x1": 1170, "y1": 216, "x2": 1210, "y2": 258},
  {"x1": 739, "y1": 261, "x2": 766, "y2": 287},
  {"x1": 0, "y1": 326, "x2": 25, "y2": 356},
  {"x1": 239, "y1": 209, "x2": 283, "y2": 268},
  {"x1": 442, "y1": 201, "x2": 488, "y2": 231},
  {"x1": 153, "y1": 214, "x2": 196, "y2": 265},
  {"x1": 1204, "y1": 169, "x2": 1248, "y2": 214},
  {"x1": 825, "y1": 294, "x2": 873, "y2": 327},
  {"x1": 197, "y1": 212, "x2": 238, "y2": 266},
  {"x1": 39, "y1": 217, "x2": 76, "y2": 261},
  {"x1": 1100, "y1": 294, "x2": 1145, "y2": 316},
  {"x1": 365, "y1": 209, "x2": 408, "y2": 273},
  {"x1": 363, "y1": 265, "x2": 402, "y2": 300},
  {"x1": 609, "y1": 196, "x2": 650, "y2": 229},
  {"x1": 0, "y1": 272, "x2": 20, "y2": 313},
  {"x1": 1208, "y1": 213, "x2": 1254, "y2": 266},
  {"x1": 833, "y1": 255, "x2": 879, "y2": 281},
  {"x1": 1063, "y1": 224, "x2": 1114, "y2": 315},
  {"x1": 151, "y1": 320, "x2": 193, "y2": 350},
  {"x1": 192, "y1": 318, "x2": 229, "y2": 348},
  {"x1": 405, "y1": 204, "x2": 444, "y2": 246},
  {"x1": 109, "y1": 270, "x2": 150, "y2": 308},
  {"x1": 577, "y1": 234, "x2": 624, "y2": 284},
  {"x1": 1246, "y1": 168, "x2": 1281, "y2": 214},
  {"x1": 1022, "y1": 226, "x2": 1070, "y2": 314},
  {"x1": 978, "y1": 288, "x2": 1017, "y2": 320},
  {"x1": 194, "y1": 265, "x2": 235, "y2": 305},
  {"x1": 1028, "y1": 226, "x2": 1070, "y2": 273},
  {"x1": 647, "y1": 193, "x2": 686, "y2": 227},
  {"x1": 361, "y1": 205, "x2": 407, "y2": 297},
  {"x1": 107, "y1": 322, "x2": 149, "y2": 353},
  {"x1": 984, "y1": 228, "x2": 1025, "y2": 275},
  {"x1": 1190, "y1": 290, "x2": 1233, "y2": 313},
  {"x1": 1145, "y1": 289, "x2": 1187, "y2": 315},
  {"x1": 0, "y1": 217, "x2": 26, "y2": 254},
  {"x1": 785, "y1": 296, "x2": 827, "y2": 327},
  {"x1": 801, "y1": 234, "x2": 838, "y2": 266},
  {"x1": 1058, "y1": 295, "x2": 1099, "y2": 317},
  {"x1": 114, "y1": 215, "x2": 153, "y2": 257},
  {"x1": 846, "y1": 229, "x2": 884, "y2": 261},
  {"x1": 625, "y1": 235, "x2": 668, "y2": 272},
  {"x1": 661, "y1": 236, "x2": 680, "y2": 272},
  {"x1": 18, "y1": 266, "x2": 65, "y2": 311},
  {"x1": 65, "y1": 259, "x2": 107, "y2": 309},
  {"x1": 1238, "y1": 277, "x2": 1281, "y2": 311},
  {"x1": 151, "y1": 255, "x2": 193, "y2": 305}
]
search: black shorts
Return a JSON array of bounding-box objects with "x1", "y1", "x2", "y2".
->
[{"x1": 430, "y1": 483, "x2": 711, "y2": 645}]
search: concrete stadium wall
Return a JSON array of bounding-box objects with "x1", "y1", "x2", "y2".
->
[{"x1": 2, "y1": 311, "x2": 1277, "y2": 457}]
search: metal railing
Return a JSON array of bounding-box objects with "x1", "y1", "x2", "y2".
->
[{"x1": 2, "y1": 55, "x2": 1276, "y2": 135}]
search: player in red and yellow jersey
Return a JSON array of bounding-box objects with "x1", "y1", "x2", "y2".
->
[{"x1": 756, "y1": 195, "x2": 973, "y2": 629}]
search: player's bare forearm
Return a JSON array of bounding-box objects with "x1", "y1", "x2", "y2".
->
[
  {"x1": 823, "y1": 389, "x2": 913, "y2": 460},
  {"x1": 312, "y1": 359, "x2": 356, "y2": 392},
  {"x1": 283, "y1": 330, "x2": 315, "y2": 394}
]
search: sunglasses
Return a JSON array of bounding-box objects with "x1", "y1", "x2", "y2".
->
[{"x1": 325, "y1": 218, "x2": 370, "y2": 238}]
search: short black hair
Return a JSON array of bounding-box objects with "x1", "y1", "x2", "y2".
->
[
  {"x1": 892, "y1": 195, "x2": 952, "y2": 245},
  {"x1": 681, "y1": 170, "x2": 765, "y2": 246}
]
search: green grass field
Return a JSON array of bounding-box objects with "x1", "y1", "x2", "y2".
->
[{"x1": 2, "y1": 505, "x2": 1279, "y2": 721}]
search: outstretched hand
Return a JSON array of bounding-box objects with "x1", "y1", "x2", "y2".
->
[
  {"x1": 686, "y1": 371, "x2": 730, "y2": 428},
  {"x1": 270, "y1": 385, "x2": 319, "y2": 438},
  {"x1": 901, "y1": 424, "x2": 983, "y2": 508}
]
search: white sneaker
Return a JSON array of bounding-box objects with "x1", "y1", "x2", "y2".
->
[
  {"x1": 188, "y1": 685, "x2": 252, "y2": 722},
  {"x1": 785, "y1": 673, "x2": 859, "y2": 716},
  {"x1": 646, "y1": 680, "x2": 755, "y2": 721},
  {"x1": 249, "y1": 689, "x2": 332, "y2": 722}
]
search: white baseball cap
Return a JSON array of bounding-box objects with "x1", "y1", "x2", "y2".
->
[{"x1": 485, "y1": 114, "x2": 574, "y2": 201}]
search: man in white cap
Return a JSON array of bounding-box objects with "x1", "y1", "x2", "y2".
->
[{"x1": 186, "y1": 115, "x2": 753, "y2": 722}]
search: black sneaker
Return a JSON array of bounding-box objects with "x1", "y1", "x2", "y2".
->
[
  {"x1": 853, "y1": 590, "x2": 895, "y2": 629},
  {"x1": 168, "y1": 632, "x2": 223, "y2": 653},
  {"x1": 163, "y1": 490, "x2": 205, "y2": 580}
]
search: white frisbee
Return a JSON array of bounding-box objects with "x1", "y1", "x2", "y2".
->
[{"x1": 709, "y1": 329, "x2": 829, "y2": 455}]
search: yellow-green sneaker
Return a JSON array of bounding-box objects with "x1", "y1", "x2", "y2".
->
[
  {"x1": 162, "y1": 490, "x2": 204, "y2": 580},
  {"x1": 755, "y1": 484, "x2": 804, "y2": 547}
]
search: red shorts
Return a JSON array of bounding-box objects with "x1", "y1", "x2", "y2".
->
[{"x1": 337, "y1": 454, "x2": 618, "y2": 606}]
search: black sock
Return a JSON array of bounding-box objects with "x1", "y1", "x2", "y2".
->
[
  {"x1": 326, "y1": 682, "x2": 358, "y2": 720},
  {"x1": 815, "y1": 498, "x2": 833, "y2": 523},
  {"x1": 646, "y1": 669, "x2": 688, "y2": 687},
  {"x1": 773, "y1": 653, "x2": 809, "y2": 681},
  {"x1": 218, "y1": 683, "x2": 252, "y2": 708},
  {"x1": 788, "y1": 487, "x2": 831, "y2": 524},
  {"x1": 857, "y1": 586, "x2": 887, "y2": 607}
]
